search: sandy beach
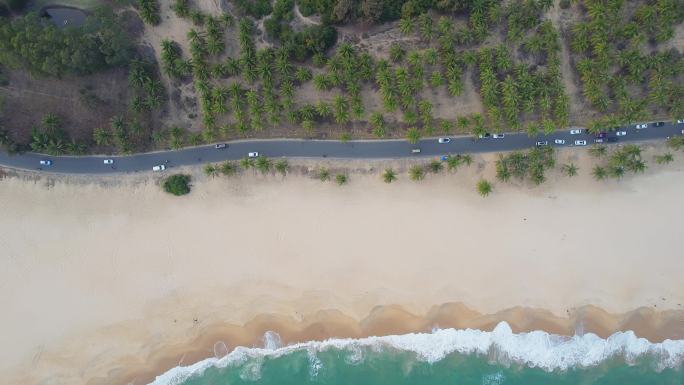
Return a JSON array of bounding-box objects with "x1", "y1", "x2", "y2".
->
[{"x1": 1, "y1": 147, "x2": 684, "y2": 385}]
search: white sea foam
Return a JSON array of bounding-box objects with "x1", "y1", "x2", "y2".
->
[{"x1": 148, "y1": 322, "x2": 684, "y2": 385}]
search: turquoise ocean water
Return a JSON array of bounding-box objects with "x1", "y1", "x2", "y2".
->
[{"x1": 150, "y1": 323, "x2": 684, "y2": 385}]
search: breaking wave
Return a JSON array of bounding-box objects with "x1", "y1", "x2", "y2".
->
[{"x1": 149, "y1": 321, "x2": 684, "y2": 385}]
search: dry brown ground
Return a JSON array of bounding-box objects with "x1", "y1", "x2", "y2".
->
[{"x1": 0, "y1": 68, "x2": 131, "y2": 143}]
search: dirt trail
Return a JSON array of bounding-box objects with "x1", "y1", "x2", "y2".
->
[
  {"x1": 293, "y1": 3, "x2": 319, "y2": 26},
  {"x1": 546, "y1": 3, "x2": 589, "y2": 124}
]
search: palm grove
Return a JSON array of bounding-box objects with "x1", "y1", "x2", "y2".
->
[{"x1": 0, "y1": 0, "x2": 682, "y2": 156}]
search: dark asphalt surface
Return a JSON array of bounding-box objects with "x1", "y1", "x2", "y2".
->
[{"x1": 2, "y1": 122, "x2": 683, "y2": 174}]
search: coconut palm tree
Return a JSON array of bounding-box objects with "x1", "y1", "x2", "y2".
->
[
  {"x1": 592, "y1": 165, "x2": 607, "y2": 180},
  {"x1": 398, "y1": 17, "x2": 414, "y2": 35},
  {"x1": 460, "y1": 154, "x2": 473, "y2": 166},
  {"x1": 654, "y1": 153, "x2": 674, "y2": 164},
  {"x1": 204, "y1": 163, "x2": 219, "y2": 177},
  {"x1": 409, "y1": 165, "x2": 425, "y2": 181},
  {"x1": 477, "y1": 179, "x2": 493, "y2": 197},
  {"x1": 383, "y1": 169, "x2": 397, "y2": 183},
  {"x1": 446, "y1": 155, "x2": 460, "y2": 171},
  {"x1": 317, "y1": 168, "x2": 330, "y2": 181},
  {"x1": 220, "y1": 161, "x2": 237, "y2": 176},
  {"x1": 588, "y1": 145, "x2": 607, "y2": 158},
  {"x1": 428, "y1": 160, "x2": 443, "y2": 173},
  {"x1": 92, "y1": 127, "x2": 111, "y2": 146},
  {"x1": 240, "y1": 157, "x2": 255, "y2": 169},
  {"x1": 406, "y1": 127, "x2": 420, "y2": 144},
  {"x1": 562, "y1": 163, "x2": 578, "y2": 177},
  {"x1": 335, "y1": 174, "x2": 348, "y2": 185},
  {"x1": 275, "y1": 160, "x2": 289, "y2": 175}
]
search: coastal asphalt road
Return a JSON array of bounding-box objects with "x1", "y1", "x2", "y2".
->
[{"x1": 1, "y1": 121, "x2": 683, "y2": 174}]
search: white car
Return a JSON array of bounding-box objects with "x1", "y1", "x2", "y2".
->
[
  {"x1": 554, "y1": 139, "x2": 565, "y2": 145},
  {"x1": 103, "y1": 159, "x2": 114, "y2": 164},
  {"x1": 574, "y1": 140, "x2": 587, "y2": 146},
  {"x1": 152, "y1": 165, "x2": 166, "y2": 171},
  {"x1": 616, "y1": 131, "x2": 626, "y2": 136},
  {"x1": 492, "y1": 133, "x2": 505, "y2": 139},
  {"x1": 536, "y1": 141, "x2": 548, "y2": 146},
  {"x1": 570, "y1": 129, "x2": 582, "y2": 135},
  {"x1": 438, "y1": 137, "x2": 450, "y2": 143},
  {"x1": 215, "y1": 143, "x2": 227, "y2": 149},
  {"x1": 248, "y1": 152, "x2": 259, "y2": 158},
  {"x1": 636, "y1": 123, "x2": 647, "y2": 129},
  {"x1": 39, "y1": 160, "x2": 52, "y2": 166},
  {"x1": 677, "y1": 119, "x2": 684, "y2": 124}
]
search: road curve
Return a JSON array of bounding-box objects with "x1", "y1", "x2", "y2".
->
[{"x1": 1, "y1": 122, "x2": 683, "y2": 175}]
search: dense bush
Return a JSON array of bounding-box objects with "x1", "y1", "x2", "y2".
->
[
  {"x1": 0, "y1": 8, "x2": 132, "y2": 77},
  {"x1": 233, "y1": 0, "x2": 272, "y2": 19},
  {"x1": 163, "y1": 174, "x2": 192, "y2": 195}
]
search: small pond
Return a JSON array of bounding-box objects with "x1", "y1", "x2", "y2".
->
[{"x1": 41, "y1": 6, "x2": 88, "y2": 28}]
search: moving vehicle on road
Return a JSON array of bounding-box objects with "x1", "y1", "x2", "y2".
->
[
  {"x1": 438, "y1": 137, "x2": 450, "y2": 143},
  {"x1": 152, "y1": 165, "x2": 166, "y2": 171},
  {"x1": 39, "y1": 160, "x2": 52, "y2": 166},
  {"x1": 636, "y1": 123, "x2": 647, "y2": 129},
  {"x1": 570, "y1": 129, "x2": 582, "y2": 134},
  {"x1": 677, "y1": 119, "x2": 684, "y2": 124},
  {"x1": 554, "y1": 139, "x2": 565, "y2": 145},
  {"x1": 536, "y1": 141, "x2": 548, "y2": 146},
  {"x1": 411, "y1": 148, "x2": 421, "y2": 154},
  {"x1": 575, "y1": 140, "x2": 587, "y2": 146},
  {"x1": 607, "y1": 137, "x2": 618, "y2": 143},
  {"x1": 492, "y1": 133, "x2": 505, "y2": 139},
  {"x1": 248, "y1": 152, "x2": 259, "y2": 158},
  {"x1": 215, "y1": 143, "x2": 227, "y2": 149},
  {"x1": 594, "y1": 138, "x2": 604, "y2": 143},
  {"x1": 103, "y1": 159, "x2": 114, "y2": 164},
  {"x1": 616, "y1": 131, "x2": 626, "y2": 136},
  {"x1": 597, "y1": 132, "x2": 607, "y2": 138}
]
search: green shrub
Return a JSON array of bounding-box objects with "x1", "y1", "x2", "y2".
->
[{"x1": 163, "y1": 174, "x2": 191, "y2": 195}]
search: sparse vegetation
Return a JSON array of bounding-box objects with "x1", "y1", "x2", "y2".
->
[
  {"x1": 335, "y1": 173, "x2": 348, "y2": 185},
  {"x1": 383, "y1": 168, "x2": 397, "y2": 183},
  {"x1": 409, "y1": 165, "x2": 424, "y2": 181},
  {"x1": 477, "y1": 179, "x2": 493, "y2": 197}
]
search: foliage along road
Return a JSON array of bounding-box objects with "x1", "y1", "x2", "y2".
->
[{"x1": 1, "y1": 122, "x2": 683, "y2": 174}]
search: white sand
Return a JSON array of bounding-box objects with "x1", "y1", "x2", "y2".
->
[{"x1": 1, "y1": 148, "x2": 683, "y2": 384}]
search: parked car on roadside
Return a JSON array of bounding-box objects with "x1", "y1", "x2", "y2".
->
[
  {"x1": 575, "y1": 140, "x2": 587, "y2": 146},
  {"x1": 636, "y1": 123, "x2": 647, "y2": 129},
  {"x1": 570, "y1": 129, "x2": 582, "y2": 134},
  {"x1": 536, "y1": 141, "x2": 548, "y2": 146},
  {"x1": 654, "y1": 121, "x2": 665, "y2": 127},
  {"x1": 478, "y1": 133, "x2": 491, "y2": 139},
  {"x1": 215, "y1": 143, "x2": 227, "y2": 149},
  {"x1": 248, "y1": 152, "x2": 259, "y2": 158},
  {"x1": 438, "y1": 137, "x2": 450, "y2": 143},
  {"x1": 597, "y1": 132, "x2": 607, "y2": 138},
  {"x1": 607, "y1": 137, "x2": 618, "y2": 143},
  {"x1": 492, "y1": 133, "x2": 505, "y2": 139},
  {"x1": 677, "y1": 119, "x2": 684, "y2": 124},
  {"x1": 152, "y1": 165, "x2": 166, "y2": 171}
]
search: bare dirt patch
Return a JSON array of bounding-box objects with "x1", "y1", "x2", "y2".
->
[{"x1": 0, "y1": 68, "x2": 131, "y2": 143}]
